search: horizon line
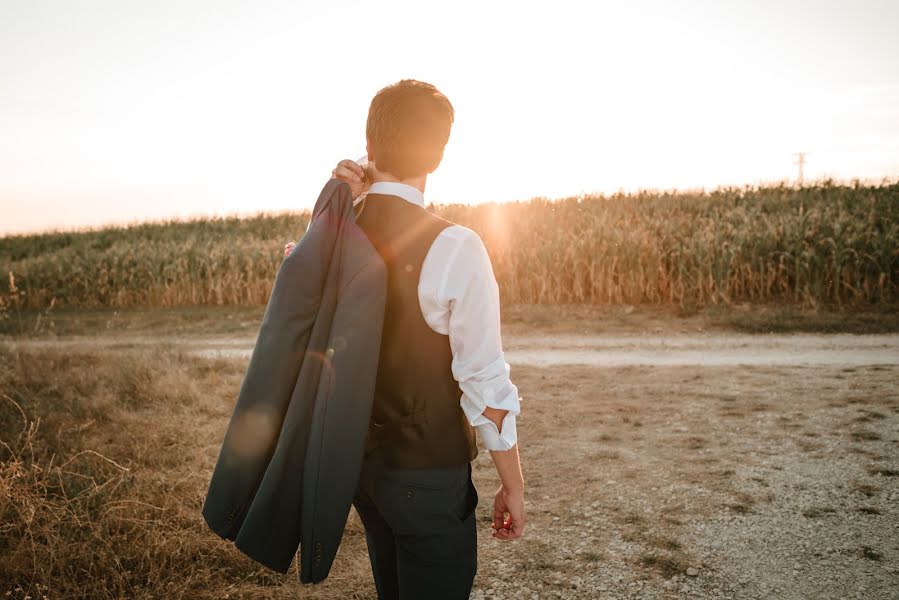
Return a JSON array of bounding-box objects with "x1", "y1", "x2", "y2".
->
[{"x1": 2, "y1": 174, "x2": 897, "y2": 239}]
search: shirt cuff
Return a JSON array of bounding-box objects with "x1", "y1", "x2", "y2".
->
[
  {"x1": 473, "y1": 411, "x2": 518, "y2": 451},
  {"x1": 458, "y1": 360, "x2": 521, "y2": 416}
]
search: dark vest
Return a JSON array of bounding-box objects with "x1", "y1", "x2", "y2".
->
[{"x1": 355, "y1": 193, "x2": 479, "y2": 469}]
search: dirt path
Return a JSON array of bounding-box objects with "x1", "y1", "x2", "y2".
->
[
  {"x1": 471, "y1": 361, "x2": 899, "y2": 600},
  {"x1": 504, "y1": 333, "x2": 899, "y2": 366},
  {"x1": 7, "y1": 332, "x2": 899, "y2": 367}
]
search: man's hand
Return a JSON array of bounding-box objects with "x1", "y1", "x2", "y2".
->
[
  {"x1": 331, "y1": 158, "x2": 370, "y2": 199},
  {"x1": 492, "y1": 484, "x2": 526, "y2": 540},
  {"x1": 283, "y1": 157, "x2": 369, "y2": 258}
]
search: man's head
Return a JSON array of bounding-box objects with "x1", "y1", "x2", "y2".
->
[{"x1": 365, "y1": 79, "x2": 454, "y2": 181}]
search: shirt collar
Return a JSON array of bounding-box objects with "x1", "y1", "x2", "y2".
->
[{"x1": 368, "y1": 181, "x2": 425, "y2": 208}]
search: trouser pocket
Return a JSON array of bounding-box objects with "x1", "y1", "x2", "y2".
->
[{"x1": 375, "y1": 463, "x2": 471, "y2": 536}]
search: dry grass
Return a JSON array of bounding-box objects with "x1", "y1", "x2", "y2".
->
[
  {"x1": 0, "y1": 347, "x2": 288, "y2": 599},
  {"x1": 2, "y1": 181, "x2": 897, "y2": 311}
]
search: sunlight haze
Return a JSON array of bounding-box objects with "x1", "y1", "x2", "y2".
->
[{"x1": 1, "y1": 0, "x2": 898, "y2": 234}]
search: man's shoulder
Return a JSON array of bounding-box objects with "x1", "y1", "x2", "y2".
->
[
  {"x1": 426, "y1": 217, "x2": 482, "y2": 246},
  {"x1": 424, "y1": 221, "x2": 492, "y2": 280}
]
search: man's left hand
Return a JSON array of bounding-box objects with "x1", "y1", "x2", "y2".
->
[{"x1": 331, "y1": 158, "x2": 369, "y2": 198}]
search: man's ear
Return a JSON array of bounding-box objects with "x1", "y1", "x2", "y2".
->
[{"x1": 365, "y1": 138, "x2": 372, "y2": 163}]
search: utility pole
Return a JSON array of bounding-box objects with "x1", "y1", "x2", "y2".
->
[{"x1": 793, "y1": 152, "x2": 808, "y2": 185}]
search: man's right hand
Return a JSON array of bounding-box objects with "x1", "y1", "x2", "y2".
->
[
  {"x1": 492, "y1": 484, "x2": 527, "y2": 540},
  {"x1": 331, "y1": 158, "x2": 370, "y2": 199}
]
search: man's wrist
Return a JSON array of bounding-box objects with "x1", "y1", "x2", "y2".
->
[
  {"x1": 500, "y1": 476, "x2": 525, "y2": 494},
  {"x1": 503, "y1": 483, "x2": 525, "y2": 495}
]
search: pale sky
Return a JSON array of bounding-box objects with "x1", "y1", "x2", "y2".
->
[{"x1": 1, "y1": 0, "x2": 898, "y2": 235}]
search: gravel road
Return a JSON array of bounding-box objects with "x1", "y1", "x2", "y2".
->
[{"x1": 12, "y1": 332, "x2": 894, "y2": 368}]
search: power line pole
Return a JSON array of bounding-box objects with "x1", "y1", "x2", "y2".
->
[{"x1": 793, "y1": 152, "x2": 809, "y2": 185}]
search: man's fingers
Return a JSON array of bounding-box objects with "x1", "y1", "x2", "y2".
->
[
  {"x1": 491, "y1": 516, "x2": 525, "y2": 540},
  {"x1": 491, "y1": 514, "x2": 526, "y2": 540},
  {"x1": 338, "y1": 159, "x2": 364, "y2": 177},
  {"x1": 511, "y1": 517, "x2": 526, "y2": 538},
  {"x1": 334, "y1": 159, "x2": 365, "y2": 180},
  {"x1": 493, "y1": 501, "x2": 505, "y2": 530},
  {"x1": 334, "y1": 165, "x2": 362, "y2": 182},
  {"x1": 498, "y1": 522, "x2": 523, "y2": 540},
  {"x1": 493, "y1": 511, "x2": 505, "y2": 531},
  {"x1": 337, "y1": 159, "x2": 365, "y2": 179}
]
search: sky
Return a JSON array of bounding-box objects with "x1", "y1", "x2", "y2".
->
[{"x1": 1, "y1": 0, "x2": 898, "y2": 235}]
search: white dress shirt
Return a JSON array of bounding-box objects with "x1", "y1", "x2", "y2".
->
[{"x1": 311, "y1": 180, "x2": 521, "y2": 451}]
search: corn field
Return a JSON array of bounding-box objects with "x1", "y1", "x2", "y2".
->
[{"x1": 2, "y1": 181, "x2": 897, "y2": 310}]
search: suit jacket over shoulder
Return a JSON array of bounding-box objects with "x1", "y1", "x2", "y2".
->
[{"x1": 202, "y1": 179, "x2": 387, "y2": 582}]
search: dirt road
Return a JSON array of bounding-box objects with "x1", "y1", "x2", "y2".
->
[{"x1": 10, "y1": 332, "x2": 897, "y2": 367}]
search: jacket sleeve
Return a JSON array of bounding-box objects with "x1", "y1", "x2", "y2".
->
[{"x1": 202, "y1": 180, "x2": 343, "y2": 540}]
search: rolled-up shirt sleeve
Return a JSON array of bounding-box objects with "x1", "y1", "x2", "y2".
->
[{"x1": 433, "y1": 228, "x2": 521, "y2": 451}]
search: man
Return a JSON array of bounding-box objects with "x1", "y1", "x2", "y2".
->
[{"x1": 301, "y1": 79, "x2": 526, "y2": 600}]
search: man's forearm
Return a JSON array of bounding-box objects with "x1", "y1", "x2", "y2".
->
[
  {"x1": 490, "y1": 443, "x2": 524, "y2": 492},
  {"x1": 481, "y1": 406, "x2": 523, "y2": 490}
]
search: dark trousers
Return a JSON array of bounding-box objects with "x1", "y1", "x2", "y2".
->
[{"x1": 352, "y1": 447, "x2": 479, "y2": 600}]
